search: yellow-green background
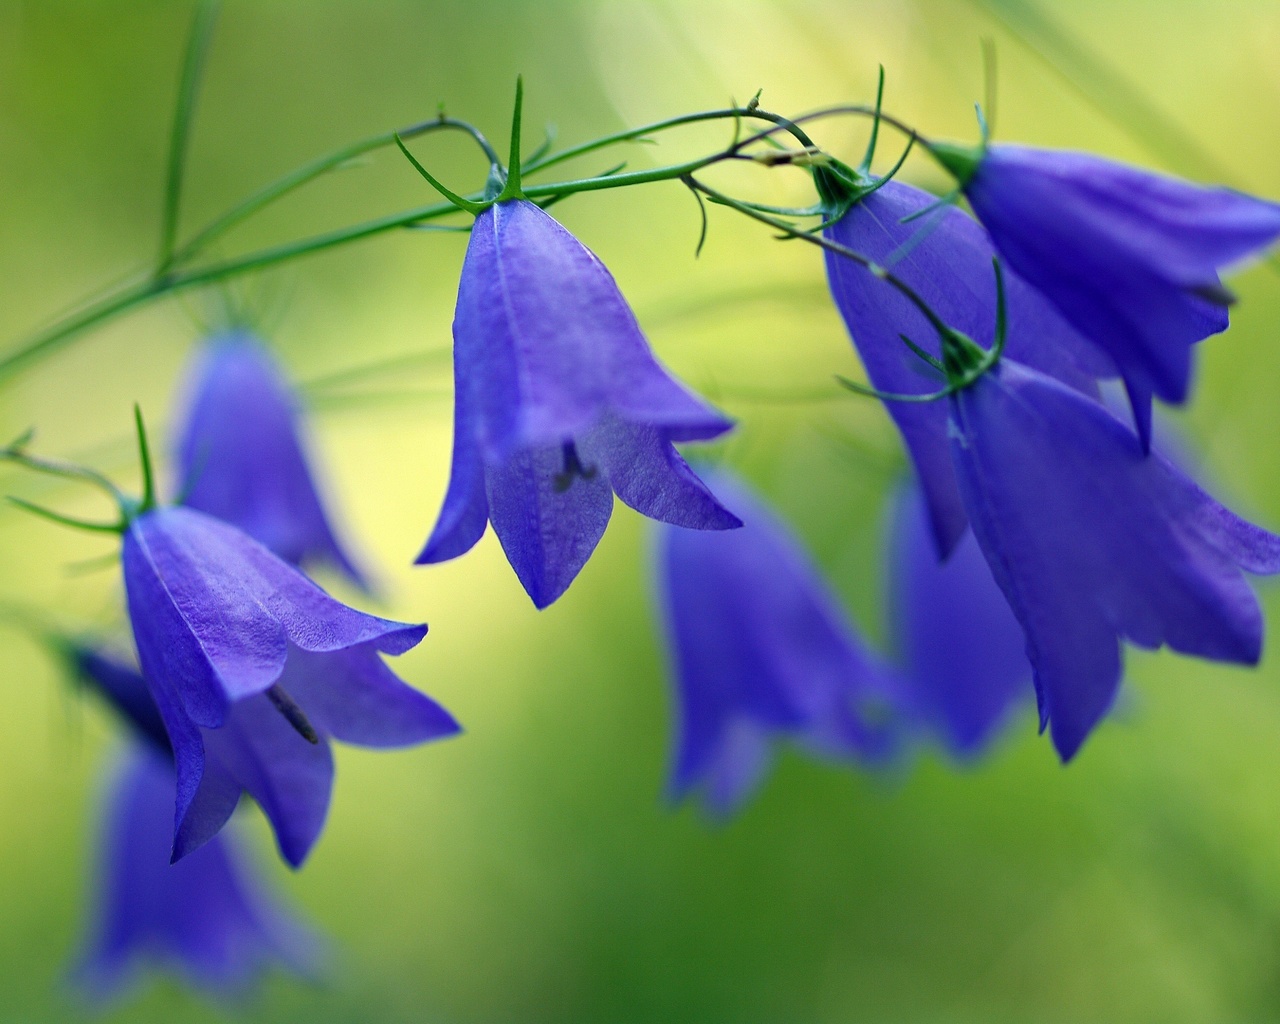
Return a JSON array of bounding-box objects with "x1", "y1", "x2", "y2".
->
[{"x1": 3, "y1": 1, "x2": 1280, "y2": 1020}]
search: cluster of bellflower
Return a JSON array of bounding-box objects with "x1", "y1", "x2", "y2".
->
[{"x1": 7, "y1": 77, "x2": 1280, "y2": 1004}]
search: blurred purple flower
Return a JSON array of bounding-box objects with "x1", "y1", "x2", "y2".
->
[
  {"x1": 418, "y1": 199, "x2": 741, "y2": 609},
  {"x1": 948, "y1": 358, "x2": 1280, "y2": 760},
  {"x1": 73, "y1": 746, "x2": 321, "y2": 1003},
  {"x1": 175, "y1": 332, "x2": 366, "y2": 586},
  {"x1": 886, "y1": 478, "x2": 1032, "y2": 759},
  {"x1": 122, "y1": 505, "x2": 459, "y2": 867},
  {"x1": 940, "y1": 143, "x2": 1280, "y2": 445},
  {"x1": 824, "y1": 178, "x2": 1114, "y2": 556},
  {"x1": 655, "y1": 470, "x2": 900, "y2": 816}
]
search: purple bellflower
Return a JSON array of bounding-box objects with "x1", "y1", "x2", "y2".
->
[
  {"x1": 886, "y1": 478, "x2": 1032, "y2": 759},
  {"x1": 66, "y1": 646, "x2": 320, "y2": 1001},
  {"x1": 122, "y1": 504, "x2": 460, "y2": 867},
  {"x1": 655, "y1": 470, "x2": 900, "y2": 816},
  {"x1": 947, "y1": 354, "x2": 1280, "y2": 761},
  {"x1": 824, "y1": 176, "x2": 1115, "y2": 555},
  {"x1": 931, "y1": 141, "x2": 1280, "y2": 445},
  {"x1": 418, "y1": 198, "x2": 741, "y2": 608},
  {"x1": 175, "y1": 332, "x2": 366, "y2": 586},
  {"x1": 75, "y1": 746, "x2": 321, "y2": 1002}
]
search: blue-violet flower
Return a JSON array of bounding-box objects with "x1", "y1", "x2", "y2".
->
[
  {"x1": 122, "y1": 505, "x2": 460, "y2": 866},
  {"x1": 175, "y1": 332, "x2": 366, "y2": 586},
  {"x1": 935, "y1": 143, "x2": 1280, "y2": 444},
  {"x1": 418, "y1": 199, "x2": 741, "y2": 608},
  {"x1": 655, "y1": 470, "x2": 900, "y2": 816},
  {"x1": 886, "y1": 477, "x2": 1032, "y2": 759},
  {"x1": 948, "y1": 358, "x2": 1280, "y2": 760},
  {"x1": 825, "y1": 177, "x2": 1114, "y2": 555},
  {"x1": 74, "y1": 745, "x2": 321, "y2": 1001}
]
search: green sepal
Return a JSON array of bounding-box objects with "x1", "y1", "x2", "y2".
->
[{"x1": 927, "y1": 139, "x2": 984, "y2": 189}]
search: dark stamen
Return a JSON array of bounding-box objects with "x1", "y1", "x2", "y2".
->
[
  {"x1": 553, "y1": 441, "x2": 598, "y2": 492},
  {"x1": 265, "y1": 684, "x2": 320, "y2": 744}
]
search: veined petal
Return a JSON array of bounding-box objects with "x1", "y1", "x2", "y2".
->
[
  {"x1": 580, "y1": 416, "x2": 741, "y2": 530},
  {"x1": 125, "y1": 513, "x2": 286, "y2": 722},
  {"x1": 964, "y1": 145, "x2": 1279, "y2": 406},
  {"x1": 280, "y1": 644, "x2": 461, "y2": 748},
  {"x1": 950, "y1": 360, "x2": 1274, "y2": 760},
  {"x1": 469, "y1": 200, "x2": 728, "y2": 451},
  {"x1": 824, "y1": 180, "x2": 1111, "y2": 555},
  {"x1": 484, "y1": 443, "x2": 614, "y2": 608},
  {"x1": 190, "y1": 693, "x2": 335, "y2": 869}
]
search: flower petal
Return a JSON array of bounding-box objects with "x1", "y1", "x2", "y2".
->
[
  {"x1": 189, "y1": 692, "x2": 335, "y2": 869},
  {"x1": 175, "y1": 333, "x2": 365, "y2": 586},
  {"x1": 416, "y1": 331, "x2": 491, "y2": 564},
  {"x1": 950, "y1": 360, "x2": 1272, "y2": 760},
  {"x1": 887, "y1": 478, "x2": 1032, "y2": 758},
  {"x1": 484, "y1": 443, "x2": 614, "y2": 608},
  {"x1": 825, "y1": 180, "x2": 1111, "y2": 555},
  {"x1": 280, "y1": 644, "x2": 461, "y2": 748},
  {"x1": 73, "y1": 746, "x2": 321, "y2": 1001},
  {"x1": 468, "y1": 200, "x2": 728, "y2": 451},
  {"x1": 580, "y1": 415, "x2": 741, "y2": 530}
]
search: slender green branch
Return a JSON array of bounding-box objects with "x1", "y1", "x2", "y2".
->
[
  {"x1": 171, "y1": 115, "x2": 500, "y2": 265},
  {"x1": 0, "y1": 101, "x2": 924, "y2": 384},
  {"x1": 158, "y1": 0, "x2": 220, "y2": 273}
]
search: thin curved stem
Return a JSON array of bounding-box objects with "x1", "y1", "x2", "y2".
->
[
  {"x1": 158, "y1": 0, "x2": 220, "y2": 272},
  {"x1": 171, "y1": 115, "x2": 500, "y2": 265}
]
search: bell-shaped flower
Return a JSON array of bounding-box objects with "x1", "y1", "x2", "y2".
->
[
  {"x1": 932, "y1": 141, "x2": 1280, "y2": 441},
  {"x1": 655, "y1": 470, "x2": 901, "y2": 816},
  {"x1": 122, "y1": 505, "x2": 460, "y2": 866},
  {"x1": 418, "y1": 198, "x2": 741, "y2": 608},
  {"x1": 174, "y1": 332, "x2": 366, "y2": 586},
  {"x1": 824, "y1": 177, "x2": 1114, "y2": 555},
  {"x1": 886, "y1": 478, "x2": 1032, "y2": 759},
  {"x1": 948, "y1": 356, "x2": 1280, "y2": 760},
  {"x1": 73, "y1": 745, "x2": 321, "y2": 1002}
]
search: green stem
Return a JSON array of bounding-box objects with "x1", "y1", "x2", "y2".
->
[
  {"x1": 170, "y1": 115, "x2": 500, "y2": 266},
  {"x1": 0, "y1": 103, "x2": 911, "y2": 384},
  {"x1": 158, "y1": 0, "x2": 220, "y2": 273}
]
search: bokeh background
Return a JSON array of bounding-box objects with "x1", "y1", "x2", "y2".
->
[{"x1": 3, "y1": 1, "x2": 1280, "y2": 1020}]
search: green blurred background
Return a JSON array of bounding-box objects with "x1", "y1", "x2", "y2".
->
[{"x1": 3, "y1": 1, "x2": 1280, "y2": 1020}]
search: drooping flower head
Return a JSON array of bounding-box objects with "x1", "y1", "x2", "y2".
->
[
  {"x1": 418, "y1": 198, "x2": 741, "y2": 608},
  {"x1": 885, "y1": 477, "x2": 1032, "y2": 759},
  {"x1": 655, "y1": 470, "x2": 901, "y2": 816},
  {"x1": 123, "y1": 504, "x2": 460, "y2": 866},
  {"x1": 73, "y1": 746, "x2": 321, "y2": 1002},
  {"x1": 824, "y1": 175, "x2": 1114, "y2": 554},
  {"x1": 174, "y1": 331, "x2": 366, "y2": 586},
  {"x1": 946, "y1": 356, "x2": 1280, "y2": 760},
  {"x1": 930, "y1": 140, "x2": 1280, "y2": 445},
  {"x1": 63, "y1": 646, "x2": 320, "y2": 1002}
]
